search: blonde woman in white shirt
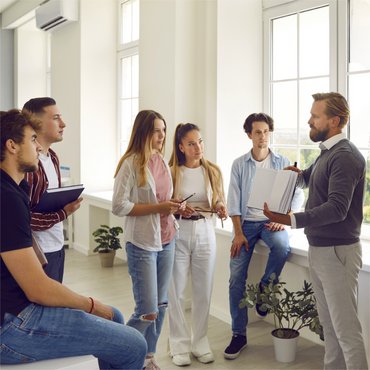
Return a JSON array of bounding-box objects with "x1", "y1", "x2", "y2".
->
[
  {"x1": 112, "y1": 110, "x2": 183, "y2": 370},
  {"x1": 168, "y1": 123, "x2": 228, "y2": 366}
]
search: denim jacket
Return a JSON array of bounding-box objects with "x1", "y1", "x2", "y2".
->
[{"x1": 227, "y1": 150, "x2": 304, "y2": 223}]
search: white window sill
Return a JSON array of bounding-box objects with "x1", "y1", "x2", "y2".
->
[{"x1": 82, "y1": 190, "x2": 370, "y2": 273}]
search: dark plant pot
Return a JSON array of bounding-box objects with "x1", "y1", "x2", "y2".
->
[
  {"x1": 271, "y1": 329, "x2": 300, "y2": 363},
  {"x1": 99, "y1": 250, "x2": 116, "y2": 267}
]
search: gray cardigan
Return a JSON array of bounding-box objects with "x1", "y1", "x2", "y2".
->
[{"x1": 295, "y1": 139, "x2": 365, "y2": 246}]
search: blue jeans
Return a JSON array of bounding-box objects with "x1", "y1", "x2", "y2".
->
[
  {"x1": 126, "y1": 240, "x2": 175, "y2": 354},
  {"x1": 229, "y1": 220, "x2": 290, "y2": 336},
  {"x1": 0, "y1": 304, "x2": 147, "y2": 369}
]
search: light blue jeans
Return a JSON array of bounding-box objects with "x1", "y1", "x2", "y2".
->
[
  {"x1": 126, "y1": 239, "x2": 175, "y2": 354},
  {"x1": 229, "y1": 220, "x2": 290, "y2": 336},
  {"x1": 0, "y1": 304, "x2": 147, "y2": 369}
]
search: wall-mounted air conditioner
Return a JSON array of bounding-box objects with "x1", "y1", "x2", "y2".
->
[{"x1": 35, "y1": 0, "x2": 78, "y2": 32}]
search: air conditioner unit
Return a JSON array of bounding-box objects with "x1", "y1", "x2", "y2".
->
[{"x1": 36, "y1": 0, "x2": 78, "y2": 32}]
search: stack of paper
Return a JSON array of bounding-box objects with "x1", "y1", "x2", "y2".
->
[{"x1": 247, "y1": 168, "x2": 298, "y2": 214}]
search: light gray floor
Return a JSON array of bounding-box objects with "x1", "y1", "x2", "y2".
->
[{"x1": 64, "y1": 248, "x2": 325, "y2": 370}]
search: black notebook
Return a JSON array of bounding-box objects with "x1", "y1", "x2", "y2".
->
[{"x1": 32, "y1": 184, "x2": 84, "y2": 213}]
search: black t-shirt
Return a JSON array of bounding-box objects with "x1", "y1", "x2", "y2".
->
[{"x1": 1, "y1": 169, "x2": 32, "y2": 324}]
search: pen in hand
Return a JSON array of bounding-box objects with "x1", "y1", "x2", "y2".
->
[{"x1": 180, "y1": 193, "x2": 196, "y2": 204}]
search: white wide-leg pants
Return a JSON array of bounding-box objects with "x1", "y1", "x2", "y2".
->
[{"x1": 168, "y1": 218, "x2": 216, "y2": 357}]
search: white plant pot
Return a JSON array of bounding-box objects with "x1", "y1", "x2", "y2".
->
[{"x1": 271, "y1": 329, "x2": 299, "y2": 363}]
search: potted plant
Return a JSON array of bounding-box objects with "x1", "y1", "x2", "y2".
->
[
  {"x1": 239, "y1": 273, "x2": 323, "y2": 363},
  {"x1": 92, "y1": 225, "x2": 123, "y2": 267}
]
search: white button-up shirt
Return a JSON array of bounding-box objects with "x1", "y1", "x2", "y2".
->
[{"x1": 112, "y1": 155, "x2": 174, "y2": 251}]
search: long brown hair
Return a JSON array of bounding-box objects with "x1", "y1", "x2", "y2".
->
[
  {"x1": 169, "y1": 123, "x2": 225, "y2": 208},
  {"x1": 114, "y1": 110, "x2": 167, "y2": 186}
]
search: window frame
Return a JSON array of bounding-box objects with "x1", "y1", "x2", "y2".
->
[
  {"x1": 117, "y1": 0, "x2": 140, "y2": 158},
  {"x1": 263, "y1": 0, "x2": 370, "y2": 240}
]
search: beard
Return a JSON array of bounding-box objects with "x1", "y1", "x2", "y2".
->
[
  {"x1": 18, "y1": 162, "x2": 38, "y2": 173},
  {"x1": 17, "y1": 152, "x2": 38, "y2": 173},
  {"x1": 309, "y1": 126, "x2": 330, "y2": 142}
]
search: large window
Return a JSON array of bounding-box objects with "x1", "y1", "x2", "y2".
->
[
  {"x1": 265, "y1": 1, "x2": 331, "y2": 174},
  {"x1": 347, "y1": 0, "x2": 370, "y2": 234},
  {"x1": 117, "y1": 0, "x2": 139, "y2": 155},
  {"x1": 264, "y1": 0, "x2": 370, "y2": 239}
]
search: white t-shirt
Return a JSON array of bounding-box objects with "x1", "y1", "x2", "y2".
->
[
  {"x1": 33, "y1": 152, "x2": 64, "y2": 253},
  {"x1": 245, "y1": 154, "x2": 272, "y2": 221},
  {"x1": 180, "y1": 166, "x2": 210, "y2": 211}
]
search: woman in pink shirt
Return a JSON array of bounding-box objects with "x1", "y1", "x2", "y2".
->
[{"x1": 112, "y1": 110, "x2": 182, "y2": 370}]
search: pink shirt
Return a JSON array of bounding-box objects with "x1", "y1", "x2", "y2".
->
[{"x1": 148, "y1": 153, "x2": 176, "y2": 244}]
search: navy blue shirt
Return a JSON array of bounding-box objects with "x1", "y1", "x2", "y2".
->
[{"x1": 1, "y1": 169, "x2": 32, "y2": 324}]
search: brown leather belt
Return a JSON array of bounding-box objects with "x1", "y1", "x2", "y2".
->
[{"x1": 174, "y1": 214, "x2": 205, "y2": 221}]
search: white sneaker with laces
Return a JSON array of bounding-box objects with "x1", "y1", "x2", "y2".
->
[
  {"x1": 172, "y1": 353, "x2": 191, "y2": 366},
  {"x1": 195, "y1": 352, "x2": 214, "y2": 364}
]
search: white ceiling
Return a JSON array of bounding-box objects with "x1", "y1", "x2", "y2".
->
[{"x1": 0, "y1": 0, "x2": 18, "y2": 14}]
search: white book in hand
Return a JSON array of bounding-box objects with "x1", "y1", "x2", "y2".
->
[
  {"x1": 247, "y1": 168, "x2": 298, "y2": 214},
  {"x1": 32, "y1": 184, "x2": 84, "y2": 213}
]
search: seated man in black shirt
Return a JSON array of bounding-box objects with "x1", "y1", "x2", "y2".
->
[{"x1": 0, "y1": 109, "x2": 146, "y2": 369}]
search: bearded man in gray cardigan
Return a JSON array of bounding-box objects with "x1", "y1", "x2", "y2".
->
[{"x1": 263, "y1": 92, "x2": 368, "y2": 370}]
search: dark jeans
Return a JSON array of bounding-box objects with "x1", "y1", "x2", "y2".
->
[{"x1": 44, "y1": 248, "x2": 65, "y2": 283}]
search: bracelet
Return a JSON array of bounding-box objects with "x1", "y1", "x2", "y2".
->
[{"x1": 88, "y1": 297, "x2": 94, "y2": 314}]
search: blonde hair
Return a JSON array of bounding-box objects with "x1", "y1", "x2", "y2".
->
[
  {"x1": 312, "y1": 92, "x2": 350, "y2": 128},
  {"x1": 169, "y1": 123, "x2": 226, "y2": 208},
  {"x1": 114, "y1": 110, "x2": 166, "y2": 186}
]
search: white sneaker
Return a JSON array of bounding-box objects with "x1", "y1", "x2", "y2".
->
[
  {"x1": 195, "y1": 352, "x2": 215, "y2": 364},
  {"x1": 144, "y1": 356, "x2": 160, "y2": 370},
  {"x1": 172, "y1": 353, "x2": 191, "y2": 366}
]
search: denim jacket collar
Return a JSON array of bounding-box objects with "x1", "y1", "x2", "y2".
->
[{"x1": 244, "y1": 149, "x2": 282, "y2": 166}]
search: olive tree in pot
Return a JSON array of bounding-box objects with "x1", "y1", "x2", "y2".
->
[
  {"x1": 92, "y1": 225, "x2": 123, "y2": 267},
  {"x1": 240, "y1": 274, "x2": 323, "y2": 363}
]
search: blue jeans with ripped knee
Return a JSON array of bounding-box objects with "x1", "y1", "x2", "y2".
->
[{"x1": 126, "y1": 239, "x2": 175, "y2": 354}]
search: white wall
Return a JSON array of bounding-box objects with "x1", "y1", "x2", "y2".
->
[
  {"x1": 216, "y1": 0, "x2": 263, "y2": 180},
  {"x1": 51, "y1": 20, "x2": 81, "y2": 184},
  {"x1": 0, "y1": 23, "x2": 14, "y2": 110},
  {"x1": 51, "y1": 0, "x2": 116, "y2": 190},
  {"x1": 79, "y1": 0, "x2": 117, "y2": 189},
  {"x1": 140, "y1": 0, "x2": 217, "y2": 161},
  {"x1": 14, "y1": 19, "x2": 47, "y2": 108},
  {"x1": 139, "y1": 0, "x2": 176, "y2": 153}
]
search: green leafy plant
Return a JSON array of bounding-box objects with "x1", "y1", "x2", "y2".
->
[
  {"x1": 92, "y1": 225, "x2": 123, "y2": 253},
  {"x1": 239, "y1": 274, "x2": 323, "y2": 340}
]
